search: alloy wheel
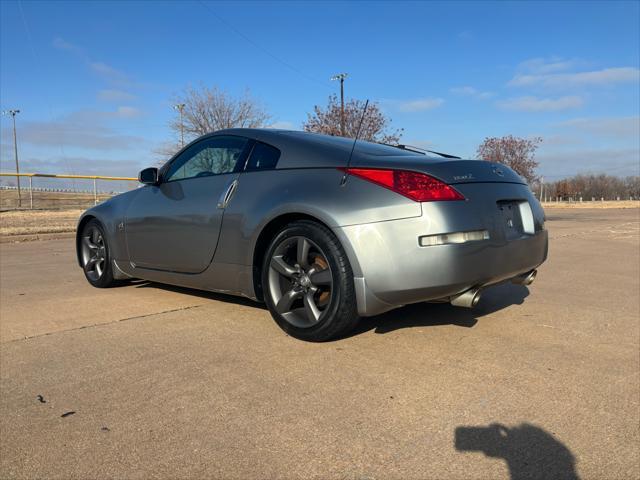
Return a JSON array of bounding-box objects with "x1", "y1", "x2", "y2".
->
[
  {"x1": 81, "y1": 226, "x2": 107, "y2": 282},
  {"x1": 267, "y1": 236, "x2": 333, "y2": 328}
]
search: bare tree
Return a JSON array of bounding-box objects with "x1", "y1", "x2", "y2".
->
[
  {"x1": 476, "y1": 135, "x2": 542, "y2": 183},
  {"x1": 171, "y1": 85, "x2": 271, "y2": 137},
  {"x1": 153, "y1": 141, "x2": 183, "y2": 165},
  {"x1": 157, "y1": 85, "x2": 271, "y2": 163},
  {"x1": 303, "y1": 94, "x2": 402, "y2": 144}
]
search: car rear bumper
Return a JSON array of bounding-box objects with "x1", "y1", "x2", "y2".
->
[{"x1": 334, "y1": 184, "x2": 548, "y2": 316}]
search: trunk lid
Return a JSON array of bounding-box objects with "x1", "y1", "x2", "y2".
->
[{"x1": 353, "y1": 154, "x2": 526, "y2": 185}]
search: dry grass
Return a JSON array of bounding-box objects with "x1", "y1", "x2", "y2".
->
[
  {"x1": 0, "y1": 209, "x2": 82, "y2": 237},
  {"x1": 542, "y1": 200, "x2": 640, "y2": 209},
  {"x1": 1, "y1": 189, "x2": 117, "y2": 210}
]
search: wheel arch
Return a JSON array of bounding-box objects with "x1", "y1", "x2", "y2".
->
[
  {"x1": 251, "y1": 212, "x2": 336, "y2": 302},
  {"x1": 76, "y1": 214, "x2": 98, "y2": 267}
]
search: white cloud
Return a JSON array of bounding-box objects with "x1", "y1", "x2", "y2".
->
[
  {"x1": 113, "y1": 106, "x2": 142, "y2": 118},
  {"x1": 89, "y1": 61, "x2": 140, "y2": 89},
  {"x1": 16, "y1": 156, "x2": 141, "y2": 178},
  {"x1": 89, "y1": 61, "x2": 131, "y2": 85},
  {"x1": 1, "y1": 110, "x2": 144, "y2": 150},
  {"x1": 556, "y1": 116, "x2": 640, "y2": 139},
  {"x1": 97, "y1": 89, "x2": 137, "y2": 102},
  {"x1": 0, "y1": 156, "x2": 144, "y2": 189},
  {"x1": 54, "y1": 36, "x2": 137, "y2": 89},
  {"x1": 393, "y1": 97, "x2": 444, "y2": 112},
  {"x1": 90, "y1": 62, "x2": 120, "y2": 76},
  {"x1": 450, "y1": 86, "x2": 495, "y2": 99},
  {"x1": 536, "y1": 116, "x2": 640, "y2": 177},
  {"x1": 537, "y1": 148, "x2": 640, "y2": 177},
  {"x1": 517, "y1": 57, "x2": 584, "y2": 75},
  {"x1": 52, "y1": 37, "x2": 84, "y2": 54},
  {"x1": 0, "y1": 142, "x2": 13, "y2": 164},
  {"x1": 508, "y1": 67, "x2": 640, "y2": 88},
  {"x1": 497, "y1": 95, "x2": 584, "y2": 112},
  {"x1": 540, "y1": 134, "x2": 582, "y2": 147},
  {"x1": 450, "y1": 86, "x2": 476, "y2": 95},
  {"x1": 268, "y1": 121, "x2": 295, "y2": 130}
]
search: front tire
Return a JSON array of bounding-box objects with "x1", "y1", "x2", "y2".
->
[
  {"x1": 80, "y1": 219, "x2": 118, "y2": 288},
  {"x1": 262, "y1": 220, "x2": 359, "y2": 342}
]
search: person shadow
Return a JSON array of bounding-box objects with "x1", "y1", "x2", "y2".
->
[{"x1": 455, "y1": 423, "x2": 580, "y2": 480}]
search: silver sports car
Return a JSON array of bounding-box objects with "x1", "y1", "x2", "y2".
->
[{"x1": 77, "y1": 129, "x2": 548, "y2": 341}]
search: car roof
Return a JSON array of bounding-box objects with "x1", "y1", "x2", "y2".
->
[
  {"x1": 199, "y1": 128, "x2": 429, "y2": 169},
  {"x1": 218, "y1": 128, "x2": 419, "y2": 155}
]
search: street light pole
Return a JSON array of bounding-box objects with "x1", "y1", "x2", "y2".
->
[
  {"x1": 330, "y1": 73, "x2": 348, "y2": 137},
  {"x1": 173, "y1": 103, "x2": 186, "y2": 147},
  {"x1": 2, "y1": 109, "x2": 21, "y2": 207}
]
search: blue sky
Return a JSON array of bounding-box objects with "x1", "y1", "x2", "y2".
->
[{"x1": 1, "y1": 0, "x2": 639, "y2": 181}]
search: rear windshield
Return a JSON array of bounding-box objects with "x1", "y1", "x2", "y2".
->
[
  {"x1": 286, "y1": 131, "x2": 416, "y2": 156},
  {"x1": 354, "y1": 141, "x2": 417, "y2": 156}
]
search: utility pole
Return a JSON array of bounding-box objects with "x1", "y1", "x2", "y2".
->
[
  {"x1": 539, "y1": 176, "x2": 544, "y2": 202},
  {"x1": 2, "y1": 109, "x2": 21, "y2": 207},
  {"x1": 173, "y1": 103, "x2": 186, "y2": 147},
  {"x1": 330, "y1": 73, "x2": 348, "y2": 136}
]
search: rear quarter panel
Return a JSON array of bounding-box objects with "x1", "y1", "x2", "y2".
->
[{"x1": 214, "y1": 167, "x2": 422, "y2": 270}]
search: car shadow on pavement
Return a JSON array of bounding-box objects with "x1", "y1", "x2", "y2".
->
[
  {"x1": 130, "y1": 280, "x2": 528, "y2": 338},
  {"x1": 455, "y1": 422, "x2": 580, "y2": 480},
  {"x1": 351, "y1": 283, "x2": 530, "y2": 336},
  {"x1": 132, "y1": 281, "x2": 267, "y2": 310}
]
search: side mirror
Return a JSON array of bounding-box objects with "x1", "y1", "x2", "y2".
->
[{"x1": 138, "y1": 167, "x2": 159, "y2": 185}]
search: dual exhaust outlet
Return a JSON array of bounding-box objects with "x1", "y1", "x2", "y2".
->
[{"x1": 449, "y1": 269, "x2": 537, "y2": 308}]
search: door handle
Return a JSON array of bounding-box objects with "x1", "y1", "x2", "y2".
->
[{"x1": 217, "y1": 179, "x2": 239, "y2": 209}]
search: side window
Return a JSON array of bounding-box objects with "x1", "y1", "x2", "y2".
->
[
  {"x1": 246, "y1": 142, "x2": 280, "y2": 171},
  {"x1": 164, "y1": 136, "x2": 249, "y2": 182}
]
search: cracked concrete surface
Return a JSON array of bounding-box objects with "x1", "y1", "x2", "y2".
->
[{"x1": 0, "y1": 208, "x2": 638, "y2": 479}]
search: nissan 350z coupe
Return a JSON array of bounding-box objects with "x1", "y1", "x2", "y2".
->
[{"x1": 77, "y1": 129, "x2": 548, "y2": 341}]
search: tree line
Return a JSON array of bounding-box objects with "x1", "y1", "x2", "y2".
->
[
  {"x1": 162, "y1": 84, "x2": 638, "y2": 195},
  {"x1": 536, "y1": 174, "x2": 640, "y2": 201}
]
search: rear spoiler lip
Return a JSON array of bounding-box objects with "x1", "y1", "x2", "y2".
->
[
  {"x1": 447, "y1": 180, "x2": 528, "y2": 186},
  {"x1": 379, "y1": 142, "x2": 462, "y2": 159},
  {"x1": 424, "y1": 149, "x2": 461, "y2": 159}
]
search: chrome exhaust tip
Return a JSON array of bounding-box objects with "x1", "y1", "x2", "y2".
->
[
  {"x1": 450, "y1": 287, "x2": 482, "y2": 308},
  {"x1": 512, "y1": 269, "x2": 537, "y2": 286}
]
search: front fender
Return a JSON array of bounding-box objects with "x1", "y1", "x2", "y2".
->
[{"x1": 75, "y1": 190, "x2": 139, "y2": 267}]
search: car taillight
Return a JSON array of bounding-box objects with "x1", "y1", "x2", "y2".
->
[{"x1": 340, "y1": 168, "x2": 465, "y2": 202}]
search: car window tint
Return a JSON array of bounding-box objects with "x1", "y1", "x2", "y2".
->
[
  {"x1": 165, "y1": 136, "x2": 249, "y2": 182},
  {"x1": 246, "y1": 142, "x2": 280, "y2": 171}
]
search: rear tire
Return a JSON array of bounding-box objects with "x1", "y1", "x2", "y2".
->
[
  {"x1": 80, "y1": 219, "x2": 118, "y2": 288},
  {"x1": 262, "y1": 220, "x2": 359, "y2": 342}
]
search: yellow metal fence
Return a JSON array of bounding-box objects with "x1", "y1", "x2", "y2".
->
[{"x1": 0, "y1": 172, "x2": 138, "y2": 209}]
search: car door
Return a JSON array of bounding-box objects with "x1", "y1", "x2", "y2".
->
[{"x1": 124, "y1": 135, "x2": 251, "y2": 274}]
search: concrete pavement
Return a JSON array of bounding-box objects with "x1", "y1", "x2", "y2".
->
[{"x1": 1, "y1": 208, "x2": 638, "y2": 479}]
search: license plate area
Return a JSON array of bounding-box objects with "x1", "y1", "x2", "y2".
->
[{"x1": 497, "y1": 200, "x2": 525, "y2": 240}]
